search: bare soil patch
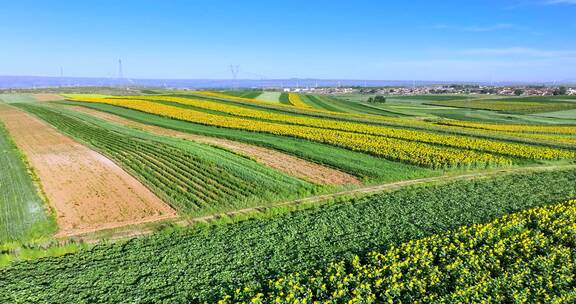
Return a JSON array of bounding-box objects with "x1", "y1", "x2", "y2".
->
[
  {"x1": 67, "y1": 105, "x2": 360, "y2": 185},
  {"x1": 0, "y1": 104, "x2": 177, "y2": 237},
  {"x1": 31, "y1": 94, "x2": 64, "y2": 102}
]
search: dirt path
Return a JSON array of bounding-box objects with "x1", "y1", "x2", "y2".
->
[
  {"x1": 185, "y1": 163, "x2": 576, "y2": 223},
  {"x1": 66, "y1": 105, "x2": 360, "y2": 185},
  {"x1": 0, "y1": 104, "x2": 177, "y2": 237},
  {"x1": 74, "y1": 163, "x2": 575, "y2": 243}
]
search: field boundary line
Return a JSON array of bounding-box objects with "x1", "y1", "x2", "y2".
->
[
  {"x1": 183, "y1": 163, "x2": 576, "y2": 223},
  {"x1": 69, "y1": 163, "x2": 576, "y2": 243}
]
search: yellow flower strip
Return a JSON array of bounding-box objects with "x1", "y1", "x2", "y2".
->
[
  {"x1": 195, "y1": 92, "x2": 576, "y2": 145},
  {"x1": 287, "y1": 93, "x2": 311, "y2": 108},
  {"x1": 66, "y1": 93, "x2": 574, "y2": 149},
  {"x1": 438, "y1": 120, "x2": 576, "y2": 135},
  {"x1": 430, "y1": 121, "x2": 576, "y2": 145},
  {"x1": 434, "y1": 100, "x2": 571, "y2": 111},
  {"x1": 175, "y1": 92, "x2": 576, "y2": 137},
  {"x1": 502, "y1": 132, "x2": 576, "y2": 145},
  {"x1": 188, "y1": 94, "x2": 576, "y2": 146},
  {"x1": 188, "y1": 91, "x2": 423, "y2": 123},
  {"x1": 69, "y1": 97, "x2": 510, "y2": 168},
  {"x1": 125, "y1": 95, "x2": 575, "y2": 160},
  {"x1": 221, "y1": 199, "x2": 576, "y2": 303}
]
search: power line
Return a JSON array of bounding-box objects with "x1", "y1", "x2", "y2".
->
[
  {"x1": 118, "y1": 59, "x2": 124, "y2": 80},
  {"x1": 229, "y1": 65, "x2": 240, "y2": 90},
  {"x1": 59, "y1": 67, "x2": 64, "y2": 87}
]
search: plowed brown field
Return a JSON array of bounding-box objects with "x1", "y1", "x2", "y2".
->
[
  {"x1": 32, "y1": 94, "x2": 63, "y2": 102},
  {"x1": 66, "y1": 105, "x2": 360, "y2": 185},
  {"x1": 0, "y1": 104, "x2": 177, "y2": 237}
]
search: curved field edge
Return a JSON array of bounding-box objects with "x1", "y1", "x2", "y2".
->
[
  {"x1": 1, "y1": 168, "x2": 574, "y2": 303},
  {"x1": 56, "y1": 101, "x2": 435, "y2": 183},
  {"x1": 170, "y1": 93, "x2": 576, "y2": 141},
  {"x1": 66, "y1": 97, "x2": 521, "y2": 168},
  {"x1": 0, "y1": 119, "x2": 55, "y2": 243},
  {"x1": 65, "y1": 94, "x2": 576, "y2": 151},
  {"x1": 222, "y1": 198, "x2": 576, "y2": 303},
  {"x1": 2, "y1": 104, "x2": 177, "y2": 237},
  {"x1": 144, "y1": 95, "x2": 574, "y2": 159},
  {"x1": 14, "y1": 103, "x2": 319, "y2": 216},
  {"x1": 67, "y1": 96, "x2": 576, "y2": 168},
  {"x1": 61, "y1": 104, "x2": 361, "y2": 185},
  {"x1": 171, "y1": 95, "x2": 576, "y2": 150}
]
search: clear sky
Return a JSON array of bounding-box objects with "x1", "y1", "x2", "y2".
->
[{"x1": 1, "y1": 0, "x2": 575, "y2": 82}]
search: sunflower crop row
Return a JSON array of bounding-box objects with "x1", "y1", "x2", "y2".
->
[
  {"x1": 183, "y1": 92, "x2": 576, "y2": 141},
  {"x1": 424, "y1": 121, "x2": 576, "y2": 146},
  {"x1": 188, "y1": 93, "x2": 576, "y2": 146},
  {"x1": 431, "y1": 99, "x2": 575, "y2": 113},
  {"x1": 122, "y1": 95, "x2": 575, "y2": 160},
  {"x1": 220, "y1": 198, "x2": 576, "y2": 303},
  {"x1": 185, "y1": 92, "x2": 573, "y2": 143},
  {"x1": 428, "y1": 121, "x2": 576, "y2": 145},
  {"x1": 185, "y1": 91, "x2": 422, "y2": 123},
  {"x1": 437, "y1": 120, "x2": 576, "y2": 135},
  {"x1": 68, "y1": 96, "x2": 511, "y2": 168},
  {"x1": 288, "y1": 93, "x2": 312, "y2": 108}
]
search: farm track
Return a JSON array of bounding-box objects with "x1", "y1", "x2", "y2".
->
[
  {"x1": 65, "y1": 105, "x2": 360, "y2": 185},
  {"x1": 0, "y1": 104, "x2": 177, "y2": 237},
  {"x1": 74, "y1": 163, "x2": 576, "y2": 243}
]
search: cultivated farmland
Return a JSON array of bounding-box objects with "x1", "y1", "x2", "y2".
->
[
  {"x1": 16, "y1": 103, "x2": 317, "y2": 215},
  {"x1": 1, "y1": 168, "x2": 575, "y2": 302},
  {"x1": 0, "y1": 89, "x2": 575, "y2": 303},
  {"x1": 65, "y1": 105, "x2": 360, "y2": 185},
  {"x1": 0, "y1": 118, "x2": 54, "y2": 243},
  {"x1": 0, "y1": 104, "x2": 176, "y2": 236}
]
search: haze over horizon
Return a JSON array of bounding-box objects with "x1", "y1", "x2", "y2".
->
[{"x1": 1, "y1": 0, "x2": 575, "y2": 82}]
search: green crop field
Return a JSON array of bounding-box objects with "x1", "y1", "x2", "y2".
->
[
  {"x1": 15, "y1": 103, "x2": 318, "y2": 216},
  {"x1": 1, "y1": 168, "x2": 574, "y2": 303},
  {"x1": 1, "y1": 89, "x2": 575, "y2": 303},
  {"x1": 426, "y1": 98, "x2": 576, "y2": 114},
  {"x1": 56, "y1": 101, "x2": 436, "y2": 183},
  {"x1": 224, "y1": 197, "x2": 576, "y2": 303},
  {"x1": 69, "y1": 95, "x2": 576, "y2": 168},
  {"x1": 218, "y1": 90, "x2": 263, "y2": 99},
  {"x1": 533, "y1": 108, "x2": 576, "y2": 120},
  {"x1": 3, "y1": 2, "x2": 576, "y2": 302},
  {"x1": 0, "y1": 94, "x2": 38, "y2": 103},
  {"x1": 278, "y1": 92, "x2": 290, "y2": 104},
  {"x1": 300, "y1": 95, "x2": 398, "y2": 116},
  {"x1": 0, "y1": 121, "x2": 54, "y2": 243},
  {"x1": 255, "y1": 91, "x2": 281, "y2": 102}
]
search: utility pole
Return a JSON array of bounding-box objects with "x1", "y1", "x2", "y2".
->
[
  {"x1": 229, "y1": 65, "x2": 240, "y2": 90},
  {"x1": 118, "y1": 59, "x2": 124, "y2": 79},
  {"x1": 59, "y1": 67, "x2": 64, "y2": 87}
]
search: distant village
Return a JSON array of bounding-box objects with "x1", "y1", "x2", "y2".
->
[{"x1": 281, "y1": 85, "x2": 576, "y2": 97}]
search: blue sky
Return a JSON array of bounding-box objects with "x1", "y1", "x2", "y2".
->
[{"x1": 0, "y1": 0, "x2": 575, "y2": 82}]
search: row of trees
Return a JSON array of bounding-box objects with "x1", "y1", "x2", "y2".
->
[{"x1": 366, "y1": 95, "x2": 386, "y2": 103}]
